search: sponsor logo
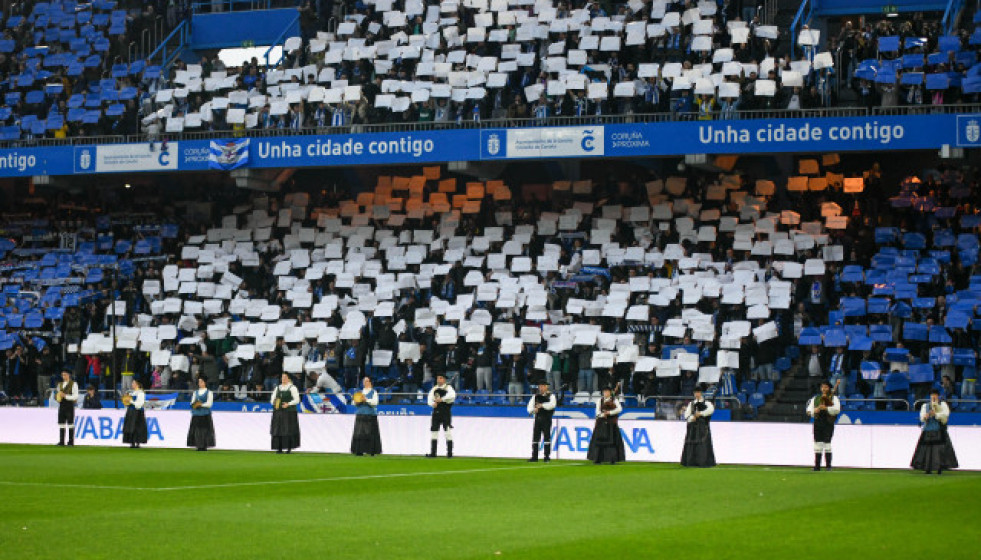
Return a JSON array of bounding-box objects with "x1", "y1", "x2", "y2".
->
[
  {"x1": 581, "y1": 129, "x2": 596, "y2": 152},
  {"x1": 76, "y1": 415, "x2": 164, "y2": 441},
  {"x1": 550, "y1": 426, "x2": 654, "y2": 454}
]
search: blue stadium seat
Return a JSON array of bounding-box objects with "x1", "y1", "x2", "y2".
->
[
  {"x1": 757, "y1": 381, "x2": 774, "y2": 396},
  {"x1": 739, "y1": 381, "x2": 756, "y2": 394}
]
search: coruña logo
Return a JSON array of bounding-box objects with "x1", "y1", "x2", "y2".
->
[
  {"x1": 78, "y1": 149, "x2": 92, "y2": 170},
  {"x1": 966, "y1": 119, "x2": 980, "y2": 143},
  {"x1": 487, "y1": 133, "x2": 500, "y2": 155},
  {"x1": 581, "y1": 130, "x2": 596, "y2": 152}
]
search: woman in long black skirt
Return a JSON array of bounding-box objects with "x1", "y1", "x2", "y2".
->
[
  {"x1": 681, "y1": 385, "x2": 716, "y2": 467},
  {"x1": 187, "y1": 377, "x2": 216, "y2": 451},
  {"x1": 270, "y1": 373, "x2": 301, "y2": 453},
  {"x1": 350, "y1": 376, "x2": 382, "y2": 456},
  {"x1": 587, "y1": 386, "x2": 626, "y2": 464},
  {"x1": 911, "y1": 389, "x2": 959, "y2": 474},
  {"x1": 122, "y1": 379, "x2": 148, "y2": 448}
]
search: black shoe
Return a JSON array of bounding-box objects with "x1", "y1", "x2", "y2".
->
[
  {"x1": 593, "y1": 459, "x2": 602, "y2": 464},
  {"x1": 285, "y1": 449, "x2": 291, "y2": 454},
  {"x1": 56, "y1": 442, "x2": 65, "y2": 446},
  {"x1": 528, "y1": 458, "x2": 538, "y2": 462},
  {"x1": 813, "y1": 466, "x2": 821, "y2": 471},
  {"x1": 425, "y1": 453, "x2": 437, "y2": 458},
  {"x1": 356, "y1": 452, "x2": 364, "y2": 456},
  {"x1": 937, "y1": 468, "x2": 942, "y2": 475},
  {"x1": 67, "y1": 442, "x2": 74, "y2": 447},
  {"x1": 543, "y1": 458, "x2": 550, "y2": 463},
  {"x1": 925, "y1": 470, "x2": 931, "y2": 474},
  {"x1": 130, "y1": 443, "x2": 136, "y2": 449},
  {"x1": 825, "y1": 467, "x2": 833, "y2": 471},
  {"x1": 276, "y1": 450, "x2": 283, "y2": 454}
]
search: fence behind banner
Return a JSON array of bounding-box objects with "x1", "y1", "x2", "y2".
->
[{"x1": 2, "y1": 408, "x2": 978, "y2": 470}]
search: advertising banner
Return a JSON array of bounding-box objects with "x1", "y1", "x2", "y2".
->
[{"x1": 2, "y1": 408, "x2": 978, "y2": 469}]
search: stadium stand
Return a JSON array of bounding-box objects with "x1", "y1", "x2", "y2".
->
[
  {"x1": 5, "y1": 0, "x2": 981, "y2": 141},
  {"x1": 0, "y1": 156, "x2": 978, "y2": 423}
]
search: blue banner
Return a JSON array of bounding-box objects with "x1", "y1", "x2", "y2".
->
[{"x1": 3, "y1": 113, "x2": 979, "y2": 178}]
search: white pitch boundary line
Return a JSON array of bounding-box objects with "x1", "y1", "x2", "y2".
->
[
  {"x1": 0, "y1": 463, "x2": 579, "y2": 493},
  {"x1": 150, "y1": 463, "x2": 579, "y2": 491}
]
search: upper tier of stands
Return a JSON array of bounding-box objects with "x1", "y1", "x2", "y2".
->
[{"x1": 0, "y1": 0, "x2": 947, "y2": 142}]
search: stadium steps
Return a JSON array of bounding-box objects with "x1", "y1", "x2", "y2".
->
[{"x1": 757, "y1": 365, "x2": 811, "y2": 423}]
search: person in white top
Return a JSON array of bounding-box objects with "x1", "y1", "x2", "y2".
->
[
  {"x1": 681, "y1": 384, "x2": 716, "y2": 467},
  {"x1": 911, "y1": 388, "x2": 959, "y2": 474},
  {"x1": 55, "y1": 370, "x2": 79, "y2": 446},
  {"x1": 122, "y1": 379, "x2": 148, "y2": 448},
  {"x1": 526, "y1": 381, "x2": 557, "y2": 462},
  {"x1": 270, "y1": 373, "x2": 301, "y2": 453},
  {"x1": 187, "y1": 376, "x2": 216, "y2": 451},
  {"x1": 426, "y1": 374, "x2": 456, "y2": 458},
  {"x1": 806, "y1": 380, "x2": 841, "y2": 471}
]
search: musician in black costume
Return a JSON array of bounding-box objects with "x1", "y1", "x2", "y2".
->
[
  {"x1": 270, "y1": 373, "x2": 301, "y2": 453},
  {"x1": 426, "y1": 373, "x2": 456, "y2": 458},
  {"x1": 526, "y1": 381, "x2": 557, "y2": 462},
  {"x1": 586, "y1": 386, "x2": 625, "y2": 464},
  {"x1": 805, "y1": 380, "x2": 840, "y2": 471},
  {"x1": 911, "y1": 388, "x2": 959, "y2": 474},
  {"x1": 55, "y1": 371, "x2": 78, "y2": 446},
  {"x1": 122, "y1": 379, "x2": 148, "y2": 448},
  {"x1": 187, "y1": 376, "x2": 216, "y2": 451},
  {"x1": 680, "y1": 384, "x2": 716, "y2": 467}
]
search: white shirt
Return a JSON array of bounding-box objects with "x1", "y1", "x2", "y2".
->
[
  {"x1": 920, "y1": 401, "x2": 950, "y2": 424},
  {"x1": 805, "y1": 394, "x2": 840, "y2": 418},
  {"x1": 270, "y1": 383, "x2": 300, "y2": 406},
  {"x1": 527, "y1": 392, "x2": 557, "y2": 415},
  {"x1": 192, "y1": 389, "x2": 213, "y2": 408},
  {"x1": 130, "y1": 390, "x2": 145, "y2": 409},
  {"x1": 58, "y1": 380, "x2": 79, "y2": 402},
  {"x1": 313, "y1": 372, "x2": 342, "y2": 394},
  {"x1": 595, "y1": 397, "x2": 622, "y2": 417},
  {"x1": 361, "y1": 388, "x2": 379, "y2": 407},
  {"x1": 427, "y1": 383, "x2": 456, "y2": 407},
  {"x1": 683, "y1": 399, "x2": 714, "y2": 423}
]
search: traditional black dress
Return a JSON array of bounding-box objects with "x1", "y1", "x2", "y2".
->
[
  {"x1": 187, "y1": 388, "x2": 216, "y2": 450},
  {"x1": 122, "y1": 390, "x2": 148, "y2": 445},
  {"x1": 587, "y1": 397, "x2": 626, "y2": 464},
  {"x1": 270, "y1": 383, "x2": 301, "y2": 452},
  {"x1": 911, "y1": 402, "x2": 959, "y2": 473},
  {"x1": 350, "y1": 388, "x2": 382, "y2": 456},
  {"x1": 681, "y1": 399, "x2": 716, "y2": 467}
]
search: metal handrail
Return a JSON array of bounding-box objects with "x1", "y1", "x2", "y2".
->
[
  {"x1": 4, "y1": 104, "x2": 981, "y2": 150},
  {"x1": 264, "y1": 13, "x2": 300, "y2": 69},
  {"x1": 147, "y1": 19, "x2": 188, "y2": 68},
  {"x1": 912, "y1": 398, "x2": 977, "y2": 410},
  {"x1": 942, "y1": 0, "x2": 965, "y2": 35},
  {"x1": 840, "y1": 397, "x2": 914, "y2": 410},
  {"x1": 790, "y1": 0, "x2": 813, "y2": 56}
]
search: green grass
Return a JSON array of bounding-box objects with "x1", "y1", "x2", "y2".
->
[{"x1": 0, "y1": 445, "x2": 978, "y2": 559}]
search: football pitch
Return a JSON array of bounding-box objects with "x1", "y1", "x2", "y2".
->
[{"x1": 0, "y1": 445, "x2": 978, "y2": 559}]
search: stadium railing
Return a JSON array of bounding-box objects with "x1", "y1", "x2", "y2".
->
[
  {"x1": 5, "y1": 104, "x2": 978, "y2": 150},
  {"x1": 839, "y1": 397, "x2": 915, "y2": 411}
]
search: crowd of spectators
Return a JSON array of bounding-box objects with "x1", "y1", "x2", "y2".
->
[
  {"x1": 6, "y1": 0, "x2": 981, "y2": 142},
  {"x1": 0, "y1": 155, "x2": 979, "y2": 415}
]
